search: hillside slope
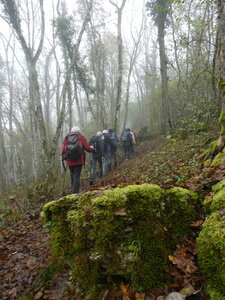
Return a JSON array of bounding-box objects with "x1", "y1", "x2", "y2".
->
[{"x1": 1, "y1": 128, "x2": 224, "y2": 300}]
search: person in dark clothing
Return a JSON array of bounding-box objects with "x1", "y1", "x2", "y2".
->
[
  {"x1": 61, "y1": 126, "x2": 94, "y2": 194},
  {"x1": 108, "y1": 128, "x2": 119, "y2": 167},
  {"x1": 102, "y1": 129, "x2": 115, "y2": 175},
  {"x1": 121, "y1": 128, "x2": 133, "y2": 160},
  {"x1": 89, "y1": 131, "x2": 104, "y2": 186}
]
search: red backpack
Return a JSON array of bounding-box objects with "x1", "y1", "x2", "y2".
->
[{"x1": 65, "y1": 134, "x2": 84, "y2": 161}]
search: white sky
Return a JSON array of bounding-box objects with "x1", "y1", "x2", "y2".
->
[{"x1": 42, "y1": 0, "x2": 147, "y2": 39}]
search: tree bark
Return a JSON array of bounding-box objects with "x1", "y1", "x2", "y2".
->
[
  {"x1": 217, "y1": 0, "x2": 225, "y2": 151},
  {"x1": 158, "y1": 22, "x2": 171, "y2": 135},
  {"x1": 109, "y1": 0, "x2": 127, "y2": 133}
]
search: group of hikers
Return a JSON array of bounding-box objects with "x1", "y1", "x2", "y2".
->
[{"x1": 61, "y1": 126, "x2": 136, "y2": 194}]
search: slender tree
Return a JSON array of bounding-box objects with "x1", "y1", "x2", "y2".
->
[
  {"x1": 0, "y1": 0, "x2": 47, "y2": 178},
  {"x1": 109, "y1": 0, "x2": 127, "y2": 133},
  {"x1": 146, "y1": 0, "x2": 172, "y2": 134},
  {"x1": 216, "y1": 0, "x2": 225, "y2": 151}
]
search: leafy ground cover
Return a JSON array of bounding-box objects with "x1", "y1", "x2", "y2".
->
[{"x1": 1, "y1": 127, "x2": 224, "y2": 299}]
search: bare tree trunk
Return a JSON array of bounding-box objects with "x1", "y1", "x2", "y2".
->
[
  {"x1": 122, "y1": 26, "x2": 143, "y2": 131},
  {"x1": 1, "y1": 0, "x2": 47, "y2": 178},
  {"x1": 0, "y1": 32, "x2": 17, "y2": 185},
  {"x1": 158, "y1": 23, "x2": 172, "y2": 135},
  {"x1": 109, "y1": 0, "x2": 127, "y2": 133},
  {"x1": 216, "y1": 0, "x2": 225, "y2": 151},
  {"x1": 49, "y1": 0, "x2": 93, "y2": 162},
  {"x1": 0, "y1": 96, "x2": 7, "y2": 192}
]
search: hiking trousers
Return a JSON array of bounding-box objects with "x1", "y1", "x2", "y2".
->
[
  {"x1": 90, "y1": 155, "x2": 103, "y2": 182},
  {"x1": 123, "y1": 145, "x2": 131, "y2": 159},
  {"x1": 69, "y1": 164, "x2": 82, "y2": 193},
  {"x1": 103, "y1": 153, "x2": 112, "y2": 176}
]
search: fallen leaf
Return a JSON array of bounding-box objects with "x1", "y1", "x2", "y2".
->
[
  {"x1": 35, "y1": 290, "x2": 44, "y2": 299},
  {"x1": 180, "y1": 283, "x2": 196, "y2": 297},
  {"x1": 8, "y1": 287, "x2": 17, "y2": 296},
  {"x1": 135, "y1": 292, "x2": 145, "y2": 300},
  {"x1": 191, "y1": 220, "x2": 204, "y2": 227},
  {"x1": 169, "y1": 255, "x2": 178, "y2": 264},
  {"x1": 114, "y1": 210, "x2": 127, "y2": 216}
]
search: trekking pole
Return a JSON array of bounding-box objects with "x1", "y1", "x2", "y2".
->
[
  {"x1": 61, "y1": 154, "x2": 67, "y2": 196},
  {"x1": 61, "y1": 153, "x2": 67, "y2": 172}
]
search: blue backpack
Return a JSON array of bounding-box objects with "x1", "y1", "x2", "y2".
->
[{"x1": 122, "y1": 131, "x2": 131, "y2": 142}]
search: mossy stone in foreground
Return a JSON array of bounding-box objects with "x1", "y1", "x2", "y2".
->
[
  {"x1": 203, "y1": 180, "x2": 225, "y2": 213},
  {"x1": 211, "y1": 147, "x2": 225, "y2": 166},
  {"x1": 197, "y1": 211, "x2": 225, "y2": 300},
  {"x1": 42, "y1": 184, "x2": 197, "y2": 296}
]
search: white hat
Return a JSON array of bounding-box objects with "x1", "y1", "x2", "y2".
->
[
  {"x1": 96, "y1": 131, "x2": 102, "y2": 137},
  {"x1": 71, "y1": 126, "x2": 81, "y2": 133},
  {"x1": 102, "y1": 129, "x2": 108, "y2": 134}
]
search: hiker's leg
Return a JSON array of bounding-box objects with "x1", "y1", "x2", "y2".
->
[
  {"x1": 131, "y1": 144, "x2": 134, "y2": 153},
  {"x1": 90, "y1": 156, "x2": 97, "y2": 183},
  {"x1": 125, "y1": 146, "x2": 129, "y2": 159},
  {"x1": 123, "y1": 145, "x2": 126, "y2": 159},
  {"x1": 114, "y1": 152, "x2": 117, "y2": 166},
  {"x1": 127, "y1": 146, "x2": 131, "y2": 159},
  {"x1": 103, "y1": 154, "x2": 110, "y2": 175},
  {"x1": 69, "y1": 166, "x2": 74, "y2": 187},
  {"x1": 98, "y1": 157, "x2": 103, "y2": 177},
  {"x1": 71, "y1": 164, "x2": 82, "y2": 193},
  {"x1": 102, "y1": 159, "x2": 107, "y2": 176},
  {"x1": 108, "y1": 153, "x2": 112, "y2": 171}
]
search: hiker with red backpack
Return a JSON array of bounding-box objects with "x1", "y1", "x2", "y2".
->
[{"x1": 61, "y1": 126, "x2": 94, "y2": 194}]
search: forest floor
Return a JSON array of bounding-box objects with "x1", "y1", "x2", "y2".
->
[{"x1": 1, "y1": 127, "x2": 225, "y2": 300}]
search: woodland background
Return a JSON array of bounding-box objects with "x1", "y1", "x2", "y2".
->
[{"x1": 0, "y1": 0, "x2": 224, "y2": 193}]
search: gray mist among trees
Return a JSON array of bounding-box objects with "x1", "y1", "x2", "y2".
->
[{"x1": 0, "y1": 0, "x2": 224, "y2": 191}]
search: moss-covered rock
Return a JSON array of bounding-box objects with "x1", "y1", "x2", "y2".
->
[
  {"x1": 211, "y1": 147, "x2": 225, "y2": 166},
  {"x1": 42, "y1": 184, "x2": 197, "y2": 297},
  {"x1": 197, "y1": 211, "x2": 225, "y2": 300},
  {"x1": 212, "y1": 179, "x2": 225, "y2": 193},
  {"x1": 203, "y1": 180, "x2": 225, "y2": 213}
]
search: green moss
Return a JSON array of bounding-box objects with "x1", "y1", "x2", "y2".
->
[
  {"x1": 212, "y1": 179, "x2": 225, "y2": 193},
  {"x1": 210, "y1": 188, "x2": 225, "y2": 212},
  {"x1": 197, "y1": 211, "x2": 225, "y2": 299},
  {"x1": 200, "y1": 141, "x2": 218, "y2": 162},
  {"x1": 42, "y1": 184, "x2": 197, "y2": 296},
  {"x1": 211, "y1": 147, "x2": 225, "y2": 166},
  {"x1": 209, "y1": 140, "x2": 219, "y2": 155},
  {"x1": 219, "y1": 110, "x2": 225, "y2": 125},
  {"x1": 203, "y1": 180, "x2": 225, "y2": 214},
  {"x1": 203, "y1": 159, "x2": 212, "y2": 167}
]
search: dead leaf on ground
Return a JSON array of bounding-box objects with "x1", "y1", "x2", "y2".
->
[{"x1": 191, "y1": 220, "x2": 204, "y2": 227}]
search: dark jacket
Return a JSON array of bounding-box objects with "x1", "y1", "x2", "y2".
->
[
  {"x1": 89, "y1": 135, "x2": 104, "y2": 158},
  {"x1": 102, "y1": 133, "x2": 115, "y2": 156}
]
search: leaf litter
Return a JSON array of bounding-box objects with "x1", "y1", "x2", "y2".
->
[{"x1": 1, "y1": 132, "x2": 222, "y2": 299}]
